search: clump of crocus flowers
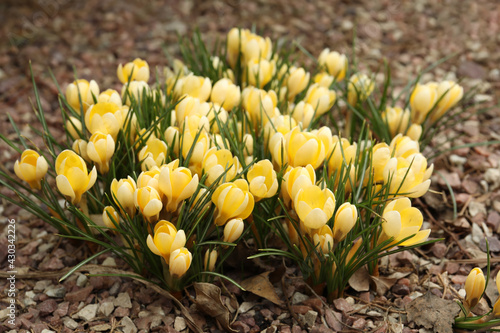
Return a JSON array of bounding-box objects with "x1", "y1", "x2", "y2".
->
[{"x1": 6, "y1": 27, "x2": 465, "y2": 295}]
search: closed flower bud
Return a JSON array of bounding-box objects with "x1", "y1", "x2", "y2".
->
[
  {"x1": 242, "y1": 133, "x2": 254, "y2": 158},
  {"x1": 65, "y1": 79, "x2": 99, "y2": 114},
  {"x1": 291, "y1": 101, "x2": 316, "y2": 128},
  {"x1": 409, "y1": 82, "x2": 438, "y2": 124},
  {"x1": 383, "y1": 154, "x2": 433, "y2": 198},
  {"x1": 202, "y1": 147, "x2": 242, "y2": 186},
  {"x1": 137, "y1": 138, "x2": 168, "y2": 171},
  {"x1": 159, "y1": 160, "x2": 199, "y2": 212},
  {"x1": 390, "y1": 134, "x2": 420, "y2": 159},
  {"x1": 55, "y1": 150, "x2": 97, "y2": 205},
  {"x1": 380, "y1": 197, "x2": 430, "y2": 247},
  {"x1": 164, "y1": 126, "x2": 180, "y2": 155},
  {"x1": 227, "y1": 28, "x2": 248, "y2": 68},
  {"x1": 347, "y1": 73, "x2": 374, "y2": 106},
  {"x1": 272, "y1": 127, "x2": 326, "y2": 169},
  {"x1": 111, "y1": 176, "x2": 137, "y2": 217},
  {"x1": 464, "y1": 267, "x2": 485, "y2": 310},
  {"x1": 102, "y1": 206, "x2": 120, "y2": 229},
  {"x1": 382, "y1": 107, "x2": 411, "y2": 137},
  {"x1": 371, "y1": 143, "x2": 391, "y2": 183},
  {"x1": 137, "y1": 167, "x2": 161, "y2": 193},
  {"x1": 121, "y1": 80, "x2": 151, "y2": 106},
  {"x1": 242, "y1": 87, "x2": 279, "y2": 128},
  {"x1": 406, "y1": 124, "x2": 422, "y2": 141},
  {"x1": 134, "y1": 186, "x2": 162, "y2": 222},
  {"x1": 332, "y1": 202, "x2": 357, "y2": 243},
  {"x1": 223, "y1": 218, "x2": 245, "y2": 243},
  {"x1": 431, "y1": 81, "x2": 463, "y2": 122},
  {"x1": 318, "y1": 49, "x2": 348, "y2": 81},
  {"x1": 313, "y1": 72, "x2": 335, "y2": 88},
  {"x1": 181, "y1": 129, "x2": 211, "y2": 176},
  {"x1": 294, "y1": 184, "x2": 336, "y2": 230},
  {"x1": 246, "y1": 58, "x2": 275, "y2": 88},
  {"x1": 211, "y1": 78, "x2": 241, "y2": 110},
  {"x1": 204, "y1": 249, "x2": 218, "y2": 272},
  {"x1": 304, "y1": 84, "x2": 336, "y2": 116},
  {"x1": 175, "y1": 96, "x2": 211, "y2": 129},
  {"x1": 117, "y1": 58, "x2": 150, "y2": 84},
  {"x1": 247, "y1": 159, "x2": 278, "y2": 201},
  {"x1": 169, "y1": 247, "x2": 192, "y2": 278},
  {"x1": 493, "y1": 271, "x2": 500, "y2": 316},
  {"x1": 263, "y1": 115, "x2": 297, "y2": 146},
  {"x1": 243, "y1": 32, "x2": 272, "y2": 63},
  {"x1": 14, "y1": 149, "x2": 48, "y2": 190},
  {"x1": 181, "y1": 74, "x2": 212, "y2": 102},
  {"x1": 282, "y1": 165, "x2": 316, "y2": 208},
  {"x1": 85, "y1": 102, "x2": 125, "y2": 139},
  {"x1": 72, "y1": 139, "x2": 91, "y2": 163},
  {"x1": 312, "y1": 225, "x2": 334, "y2": 253},
  {"x1": 286, "y1": 67, "x2": 310, "y2": 98},
  {"x1": 212, "y1": 179, "x2": 255, "y2": 226},
  {"x1": 98, "y1": 89, "x2": 122, "y2": 107},
  {"x1": 87, "y1": 132, "x2": 115, "y2": 174},
  {"x1": 147, "y1": 220, "x2": 186, "y2": 263},
  {"x1": 66, "y1": 116, "x2": 83, "y2": 139}
]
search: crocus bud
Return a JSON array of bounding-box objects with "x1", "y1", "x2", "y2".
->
[
  {"x1": 390, "y1": 134, "x2": 420, "y2": 159},
  {"x1": 380, "y1": 197, "x2": 430, "y2": 247},
  {"x1": 347, "y1": 73, "x2": 374, "y2": 106},
  {"x1": 85, "y1": 102, "x2": 125, "y2": 139},
  {"x1": 202, "y1": 147, "x2": 241, "y2": 186},
  {"x1": 406, "y1": 124, "x2": 422, "y2": 141},
  {"x1": 227, "y1": 27, "x2": 248, "y2": 68},
  {"x1": 464, "y1": 267, "x2": 485, "y2": 310},
  {"x1": 431, "y1": 81, "x2": 463, "y2": 122},
  {"x1": 55, "y1": 150, "x2": 97, "y2": 205},
  {"x1": 117, "y1": 58, "x2": 150, "y2": 84},
  {"x1": 102, "y1": 206, "x2": 120, "y2": 229},
  {"x1": 313, "y1": 72, "x2": 335, "y2": 88},
  {"x1": 72, "y1": 139, "x2": 91, "y2": 163},
  {"x1": 223, "y1": 218, "x2": 245, "y2": 243},
  {"x1": 66, "y1": 116, "x2": 83, "y2": 139},
  {"x1": 137, "y1": 167, "x2": 161, "y2": 193},
  {"x1": 159, "y1": 160, "x2": 199, "y2": 212},
  {"x1": 121, "y1": 80, "x2": 151, "y2": 106},
  {"x1": 247, "y1": 159, "x2": 278, "y2": 201},
  {"x1": 291, "y1": 101, "x2": 316, "y2": 128},
  {"x1": 211, "y1": 78, "x2": 241, "y2": 110},
  {"x1": 243, "y1": 31, "x2": 272, "y2": 63},
  {"x1": 286, "y1": 67, "x2": 310, "y2": 99},
  {"x1": 263, "y1": 115, "x2": 297, "y2": 146},
  {"x1": 318, "y1": 49, "x2": 348, "y2": 81},
  {"x1": 383, "y1": 153, "x2": 433, "y2": 198},
  {"x1": 409, "y1": 82, "x2": 438, "y2": 124},
  {"x1": 110, "y1": 176, "x2": 137, "y2": 217},
  {"x1": 137, "y1": 138, "x2": 168, "y2": 171},
  {"x1": 332, "y1": 203, "x2": 357, "y2": 243},
  {"x1": 165, "y1": 126, "x2": 180, "y2": 155},
  {"x1": 65, "y1": 79, "x2": 99, "y2": 114},
  {"x1": 371, "y1": 143, "x2": 391, "y2": 183},
  {"x1": 14, "y1": 149, "x2": 48, "y2": 190},
  {"x1": 294, "y1": 184, "x2": 336, "y2": 230},
  {"x1": 273, "y1": 127, "x2": 326, "y2": 169},
  {"x1": 382, "y1": 107, "x2": 411, "y2": 137},
  {"x1": 98, "y1": 89, "x2": 122, "y2": 107},
  {"x1": 147, "y1": 220, "x2": 186, "y2": 263},
  {"x1": 242, "y1": 87, "x2": 279, "y2": 128},
  {"x1": 204, "y1": 249, "x2": 218, "y2": 272},
  {"x1": 246, "y1": 58, "x2": 275, "y2": 88},
  {"x1": 304, "y1": 84, "x2": 336, "y2": 116},
  {"x1": 134, "y1": 186, "x2": 162, "y2": 222},
  {"x1": 493, "y1": 271, "x2": 500, "y2": 316},
  {"x1": 312, "y1": 225, "x2": 334, "y2": 253},
  {"x1": 169, "y1": 247, "x2": 192, "y2": 278},
  {"x1": 282, "y1": 165, "x2": 316, "y2": 208},
  {"x1": 181, "y1": 75, "x2": 212, "y2": 102},
  {"x1": 87, "y1": 132, "x2": 115, "y2": 174},
  {"x1": 212, "y1": 179, "x2": 254, "y2": 226}
]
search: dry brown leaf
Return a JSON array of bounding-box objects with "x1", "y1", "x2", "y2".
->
[
  {"x1": 240, "y1": 271, "x2": 284, "y2": 307},
  {"x1": 348, "y1": 266, "x2": 370, "y2": 292},
  {"x1": 193, "y1": 282, "x2": 237, "y2": 333},
  {"x1": 406, "y1": 292, "x2": 460, "y2": 333},
  {"x1": 371, "y1": 271, "x2": 411, "y2": 296}
]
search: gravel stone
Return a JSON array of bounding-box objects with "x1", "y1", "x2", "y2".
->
[
  {"x1": 74, "y1": 304, "x2": 98, "y2": 321},
  {"x1": 114, "y1": 292, "x2": 132, "y2": 308}
]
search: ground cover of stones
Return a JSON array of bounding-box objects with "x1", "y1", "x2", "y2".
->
[{"x1": 1, "y1": 1, "x2": 500, "y2": 332}]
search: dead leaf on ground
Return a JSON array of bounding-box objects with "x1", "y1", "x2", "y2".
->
[
  {"x1": 240, "y1": 271, "x2": 284, "y2": 307},
  {"x1": 193, "y1": 282, "x2": 237, "y2": 333},
  {"x1": 348, "y1": 266, "x2": 370, "y2": 292},
  {"x1": 371, "y1": 271, "x2": 411, "y2": 296},
  {"x1": 406, "y1": 292, "x2": 460, "y2": 333}
]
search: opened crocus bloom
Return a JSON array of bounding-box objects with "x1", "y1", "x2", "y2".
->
[
  {"x1": 55, "y1": 150, "x2": 97, "y2": 205},
  {"x1": 382, "y1": 107, "x2": 411, "y2": 137},
  {"x1": 65, "y1": 79, "x2": 99, "y2": 114},
  {"x1": 110, "y1": 176, "x2": 137, "y2": 217},
  {"x1": 294, "y1": 184, "x2": 336, "y2": 230},
  {"x1": 347, "y1": 73, "x2": 374, "y2": 106},
  {"x1": 312, "y1": 225, "x2": 334, "y2": 254},
  {"x1": 304, "y1": 84, "x2": 336, "y2": 117},
  {"x1": 212, "y1": 179, "x2": 254, "y2": 226},
  {"x1": 210, "y1": 78, "x2": 241, "y2": 110},
  {"x1": 246, "y1": 159, "x2": 278, "y2": 202},
  {"x1": 202, "y1": 147, "x2": 241, "y2": 186},
  {"x1": 137, "y1": 138, "x2": 168, "y2": 171},
  {"x1": 380, "y1": 197, "x2": 430, "y2": 247},
  {"x1": 159, "y1": 159, "x2": 199, "y2": 212},
  {"x1": 147, "y1": 220, "x2": 186, "y2": 263},
  {"x1": 84, "y1": 102, "x2": 125, "y2": 139},
  {"x1": 318, "y1": 49, "x2": 348, "y2": 81},
  {"x1": 281, "y1": 164, "x2": 316, "y2": 209},
  {"x1": 383, "y1": 153, "x2": 433, "y2": 198},
  {"x1": 180, "y1": 74, "x2": 212, "y2": 102},
  {"x1": 117, "y1": 58, "x2": 150, "y2": 84},
  {"x1": 14, "y1": 149, "x2": 48, "y2": 190},
  {"x1": 242, "y1": 87, "x2": 279, "y2": 128}
]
